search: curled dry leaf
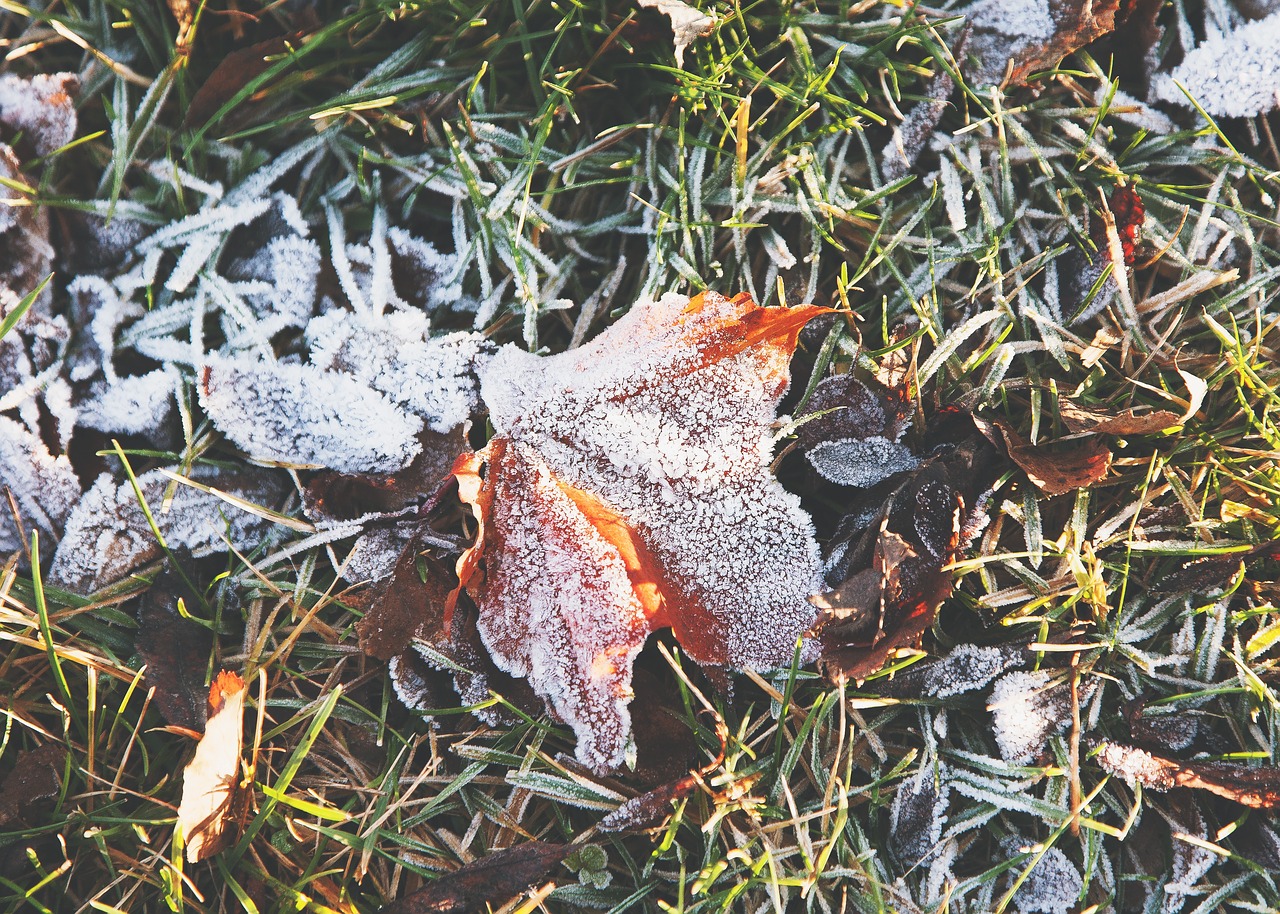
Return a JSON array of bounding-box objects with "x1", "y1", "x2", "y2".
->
[
  {"x1": 635, "y1": 0, "x2": 715, "y2": 68},
  {"x1": 176, "y1": 670, "x2": 248, "y2": 862},
  {"x1": 1094, "y1": 738, "x2": 1280, "y2": 808},
  {"x1": 379, "y1": 841, "x2": 574, "y2": 914},
  {"x1": 449, "y1": 291, "x2": 825, "y2": 771},
  {"x1": 973, "y1": 414, "x2": 1111, "y2": 496},
  {"x1": 1058, "y1": 401, "x2": 1181, "y2": 436}
]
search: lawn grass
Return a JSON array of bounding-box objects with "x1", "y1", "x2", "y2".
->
[{"x1": 3, "y1": 0, "x2": 1280, "y2": 912}]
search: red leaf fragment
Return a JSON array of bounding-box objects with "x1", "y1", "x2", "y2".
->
[
  {"x1": 449, "y1": 291, "x2": 827, "y2": 771},
  {"x1": 1090, "y1": 185, "x2": 1145, "y2": 269},
  {"x1": 379, "y1": 842, "x2": 574, "y2": 914},
  {"x1": 1095, "y1": 739, "x2": 1280, "y2": 808}
]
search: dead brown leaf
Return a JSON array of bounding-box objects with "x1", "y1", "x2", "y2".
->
[
  {"x1": 1058, "y1": 401, "x2": 1182, "y2": 436},
  {"x1": 176, "y1": 670, "x2": 248, "y2": 862},
  {"x1": 813, "y1": 462, "x2": 963, "y2": 682},
  {"x1": 135, "y1": 558, "x2": 214, "y2": 731},
  {"x1": 1095, "y1": 739, "x2": 1280, "y2": 808},
  {"x1": 379, "y1": 842, "x2": 574, "y2": 914},
  {"x1": 0, "y1": 745, "x2": 65, "y2": 827},
  {"x1": 973, "y1": 414, "x2": 1112, "y2": 496}
]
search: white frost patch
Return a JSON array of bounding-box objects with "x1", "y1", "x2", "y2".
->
[
  {"x1": 922, "y1": 643, "x2": 1024, "y2": 698},
  {"x1": 1003, "y1": 840, "x2": 1083, "y2": 914},
  {"x1": 0, "y1": 72, "x2": 78, "y2": 156},
  {"x1": 966, "y1": 0, "x2": 1053, "y2": 39},
  {"x1": 199, "y1": 354, "x2": 425, "y2": 474},
  {"x1": 806, "y1": 436, "x2": 919, "y2": 487},
  {"x1": 77, "y1": 368, "x2": 178, "y2": 435},
  {"x1": 1154, "y1": 10, "x2": 1280, "y2": 117},
  {"x1": 987, "y1": 669, "x2": 1070, "y2": 765},
  {"x1": 0, "y1": 416, "x2": 81, "y2": 549},
  {"x1": 306, "y1": 310, "x2": 485, "y2": 432}
]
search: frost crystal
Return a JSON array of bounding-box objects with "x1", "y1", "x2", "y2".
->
[
  {"x1": 466, "y1": 291, "x2": 825, "y2": 770},
  {"x1": 77, "y1": 368, "x2": 178, "y2": 435},
  {"x1": 1002, "y1": 840, "x2": 1083, "y2": 914},
  {"x1": 920, "y1": 643, "x2": 1026, "y2": 699},
  {"x1": 199, "y1": 355, "x2": 426, "y2": 474},
  {"x1": 0, "y1": 416, "x2": 81, "y2": 551},
  {"x1": 890, "y1": 764, "x2": 949, "y2": 864},
  {"x1": 1155, "y1": 11, "x2": 1280, "y2": 118},
  {"x1": 0, "y1": 73, "x2": 78, "y2": 156},
  {"x1": 807, "y1": 436, "x2": 919, "y2": 488},
  {"x1": 988, "y1": 670, "x2": 1071, "y2": 765},
  {"x1": 49, "y1": 468, "x2": 282, "y2": 593}
]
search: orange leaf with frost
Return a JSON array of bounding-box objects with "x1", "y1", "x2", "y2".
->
[{"x1": 449, "y1": 291, "x2": 827, "y2": 771}]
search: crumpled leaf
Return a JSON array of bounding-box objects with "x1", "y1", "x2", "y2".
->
[
  {"x1": 1094, "y1": 738, "x2": 1280, "y2": 808},
  {"x1": 801, "y1": 372, "x2": 919, "y2": 488},
  {"x1": 450, "y1": 291, "x2": 825, "y2": 771},
  {"x1": 176, "y1": 670, "x2": 248, "y2": 862},
  {"x1": 1058, "y1": 401, "x2": 1181, "y2": 436},
  {"x1": 974, "y1": 414, "x2": 1111, "y2": 496},
  {"x1": 636, "y1": 0, "x2": 715, "y2": 68},
  {"x1": 379, "y1": 842, "x2": 574, "y2": 914},
  {"x1": 201, "y1": 314, "x2": 484, "y2": 474},
  {"x1": 966, "y1": 0, "x2": 1120, "y2": 87},
  {"x1": 49, "y1": 467, "x2": 283, "y2": 593},
  {"x1": 812, "y1": 462, "x2": 963, "y2": 682}
]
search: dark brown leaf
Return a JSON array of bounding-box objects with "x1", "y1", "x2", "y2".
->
[
  {"x1": 379, "y1": 842, "x2": 574, "y2": 914},
  {"x1": 183, "y1": 34, "x2": 299, "y2": 129},
  {"x1": 1095, "y1": 739, "x2": 1280, "y2": 808},
  {"x1": 356, "y1": 530, "x2": 455, "y2": 661},
  {"x1": 814, "y1": 463, "x2": 962, "y2": 681},
  {"x1": 0, "y1": 745, "x2": 64, "y2": 827},
  {"x1": 135, "y1": 558, "x2": 214, "y2": 730},
  {"x1": 1150, "y1": 541, "x2": 1280, "y2": 595},
  {"x1": 973, "y1": 414, "x2": 1111, "y2": 496}
]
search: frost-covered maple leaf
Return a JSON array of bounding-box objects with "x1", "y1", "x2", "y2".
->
[{"x1": 451, "y1": 290, "x2": 826, "y2": 771}]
